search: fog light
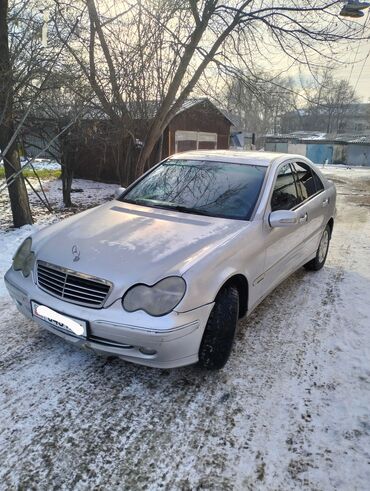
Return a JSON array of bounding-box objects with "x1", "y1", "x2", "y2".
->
[{"x1": 139, "y1": 347, "x2": 157, "y2": 356}]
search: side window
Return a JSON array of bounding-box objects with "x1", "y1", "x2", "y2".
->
[
  {"x1": 293, "y1": 162, "x2": 324, "y2": 199},
  {"x1": 271, "y1": 164, "x2": 300, "y2": 211},
  {"x1": 312, "y1": 169, "x2": 324, "y2": 193},
  {"x1": 292, "y1": 162, "x2": 316, "y2": 200}
]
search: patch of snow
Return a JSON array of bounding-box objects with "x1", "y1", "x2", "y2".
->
[
  {"x1": 21, "y1": 158, "x2": 61, "y2": 171},
  {"x1": 0, "y1": 176, "x2": 118, "y2": 229},
  {"x1": 1, "y1": 158, "x2": 61, "y2": 171},
  {"x1": 318, "y1": 163, "x2": 370, "y2": 171}
]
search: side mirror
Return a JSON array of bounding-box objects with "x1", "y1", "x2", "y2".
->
[
  {"x1": 114, "y1": 186, "x2": 126, "y2": 199},
  {"x1": 269, "y1": 210, "x2": 298, "y2": 228}
]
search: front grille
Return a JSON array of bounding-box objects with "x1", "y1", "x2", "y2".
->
[{"x1": 36, "y1": 261, "x2": 112, "y2": 308}]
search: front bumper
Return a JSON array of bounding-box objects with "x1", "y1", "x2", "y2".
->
[{"x1": 4, "y1": 268, "x2": 214, "y2": 368}]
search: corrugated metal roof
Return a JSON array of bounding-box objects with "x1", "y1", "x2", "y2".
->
[
  {"x1": 332, "y1": 134, "x2": 370, "y2": 144},
  {"x1": 265, "y1": 131, "x2": 370, "y2": 144}
]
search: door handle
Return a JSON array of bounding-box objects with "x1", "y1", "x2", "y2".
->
[
  {"x1": 322, "y1": 198, "x2": 329, "y2": 207},
  {"x1": 299, "y1": 213, "x2": 308, "y2": 224}
]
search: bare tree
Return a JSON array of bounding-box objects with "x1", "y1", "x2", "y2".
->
[
  {"x1": 0, "y1": 0, "x2": 33, "y2": 227},
  {"x1": 53, "y1": 0, "x2": 190, "y2": 184},
  {"x1": 223, "y1": 74, "x2": 296, "y2": 135},
  {"x1": 134, "y1": 0, "x2": 368, "y2": 174},
  {"x1": 20, "y1": 64, "x2": 94, "y2": 207},
  {"x1": 53, "y1": 0, "x2": 368, "y2": 182},
  {"x1": 1, "y1": 0, "x2": 81, "y2": 224},
  {"x1": 307, "y1": 69, "x2": 358, "y2": 133},
  {"x1": 281, "y1": 67, "x2": 359, "y2": 133}
]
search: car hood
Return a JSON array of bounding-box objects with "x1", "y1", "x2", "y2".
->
[{"x1": 33, "y1": 201, "x2": 249, "y2": 302}]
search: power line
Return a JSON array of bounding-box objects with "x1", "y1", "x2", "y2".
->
[
  {"x1": 352, "y1": 10, "x2": 370, "y2": 91},
  {"x1": 346, "y1": 9, "x2": 370, "y2": 86}
]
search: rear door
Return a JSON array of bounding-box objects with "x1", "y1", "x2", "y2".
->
[{"x1": 291, "y1": 161, "x2": 328, "y2": 258}]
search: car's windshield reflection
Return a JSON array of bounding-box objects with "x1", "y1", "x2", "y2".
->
[{"x1": 120, "y1": 160, "x2": 266, "y2": 220}]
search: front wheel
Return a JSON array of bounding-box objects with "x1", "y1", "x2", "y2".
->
[
  {"x1": 198, "y1": 285, "x2": 239, "y2": 370},
  {"x1": 304, "y1": 224, "x2": 331, "y2": 271}
]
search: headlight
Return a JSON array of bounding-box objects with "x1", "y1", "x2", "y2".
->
[
  {"x1": 12, "y1": 237, "x2": 35, "y2": 277},
  {"x1": 122, "y1": 277, "x2": 186, "y2": 316}
]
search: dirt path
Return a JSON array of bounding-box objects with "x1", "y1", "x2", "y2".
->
[{"x1": 1, "y1": 169, "x2": 370, "y2": 490}]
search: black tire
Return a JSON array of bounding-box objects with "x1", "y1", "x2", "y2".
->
[
  {"x1": 198, "y1": 285, "x2": 239, "y2": 370},
  {"x1": 304, "y1": 224, "x2": 331, "y2": 271}
]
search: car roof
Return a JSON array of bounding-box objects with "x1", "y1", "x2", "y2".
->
[{"x1": 168, "y1": 150, "x2": 287, "y2": 167}]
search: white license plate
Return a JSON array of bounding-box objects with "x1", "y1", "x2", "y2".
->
[{"x1": 31, "y1": 301, "x2": 87, "y2": 337}]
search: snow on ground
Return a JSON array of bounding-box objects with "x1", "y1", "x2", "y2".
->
[
  {"x1": 20, "y1": 158, "x2": 62, "y2": 171},
  {"x1": 0, "y1": 167, "x2": 370, "y2": 489},
  {"x1": 0, "y1": 174, "x2": 117, "y2": 227},
  {"x1": 0, "y1": 158, "x2": 61, "y2": 171}
]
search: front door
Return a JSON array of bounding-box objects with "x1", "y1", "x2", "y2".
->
[
  {"x1": 291, "y1": 161, "x2": 328, "y2": 258},
  {"x1": 262, "y1": 162, "x2": 309, "y2": 293}
]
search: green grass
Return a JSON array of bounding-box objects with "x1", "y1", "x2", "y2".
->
[{"x1": 0, "y1": 167, "x2": 61, "y2": 180}]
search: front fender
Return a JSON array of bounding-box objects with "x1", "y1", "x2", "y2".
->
[{"x1": 175, "y1": 222, "x2": 264, "y2": 313}]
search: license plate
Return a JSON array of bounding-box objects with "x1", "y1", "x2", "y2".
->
[{"x1": 31, "y1": 301, "x2": 87, "y2": 337}]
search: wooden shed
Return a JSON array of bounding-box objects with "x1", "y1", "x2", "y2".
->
[
  {"x1": 161, "y1": 98, "x2": 233, "y2": 156},
  {"x1": 54, "y1": 98, "x2": 233, "y2": 185}
]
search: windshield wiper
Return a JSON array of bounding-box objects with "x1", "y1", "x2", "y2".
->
[
  {"x1": 122, "y1": 198, "x2": 213, "y2": 217},
  {"x1": 165, "y1": 205, "x2": 213, "y2": 217},
  {"x1": 122, "y1": 198, "x2": 152, "y2": 206}
]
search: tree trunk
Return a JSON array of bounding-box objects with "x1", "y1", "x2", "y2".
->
[
  {"x1": 135, "y1": 129, "x2": 161, "y2": 179},
  {"x1": 155, "y1": 132, "x2": 164, "y2": 163},
  {"x1": 61, "y1": 165, "x2": 73, "y2": 207},
  {"x1": 123, "y1": 136, "x2": 133, "y2": 186},
  {"x1": 60, "y1": 129, "x2": 73, "y2": 207},
  {"x1": 1, "y1": 136, "x2": 33, "y2": 226},
  {"x1": 0, "y1": 0, "x2": 32, "y2": 227},
  {"x1": 135, "y1": 8, "x2": 238, "y2": 178}
]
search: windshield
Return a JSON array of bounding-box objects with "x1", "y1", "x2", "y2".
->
[{"x1": 120, "y1": 159, "x2": 267, "y2": 220}]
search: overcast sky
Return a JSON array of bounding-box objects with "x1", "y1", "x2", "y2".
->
[
  {"x1": 312, "y1": 10, "x2": 370, "y2": 103},
  {"x1": 335, "y1": 39, "x2": 370, "y2": 102},
  {"x1": 272, "y1": 17, "x2": 370, "y2": 104}
]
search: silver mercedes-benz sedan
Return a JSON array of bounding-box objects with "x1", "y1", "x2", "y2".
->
[{"x1": 5, "y1": 151, "x2": 336, "y2": 369}]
